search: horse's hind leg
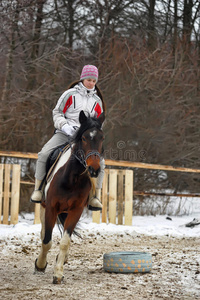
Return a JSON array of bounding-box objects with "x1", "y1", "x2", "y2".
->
[
  {"x1": 53, "y1": 231, "x2": 70, "y2": 284},
  {"x1": 58, "y1": 213, "x2": 69, "y2": 265},
  {"x1": 35, "y1": 206, "x2": 55, "y2": 273}
]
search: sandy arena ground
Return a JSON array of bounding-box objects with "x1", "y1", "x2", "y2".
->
[{"x1": 0, "y1": 230, "x2": 199, "y2": 300}]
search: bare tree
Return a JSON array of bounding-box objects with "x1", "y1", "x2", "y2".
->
[{"x1": 1, "y1": 0, "x2": 200, "y2": 194}]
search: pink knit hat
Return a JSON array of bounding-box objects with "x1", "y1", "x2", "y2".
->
[{"x1": 80, "y1": 65, "x2": 98, "y2": 82}]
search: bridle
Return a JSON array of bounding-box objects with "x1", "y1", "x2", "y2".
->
[
  {"x1": 72, "y1": 150, "x2": 101, "y2": 175},
  {"x1": 70, "y1": 126, "x2": 103, "y2": 176}
]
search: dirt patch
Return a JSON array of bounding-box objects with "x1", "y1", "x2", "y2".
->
[{"x1": 0, "y1": 231, "x2": 199, "y2": 300}]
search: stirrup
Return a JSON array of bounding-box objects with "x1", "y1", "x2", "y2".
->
[
  {"x1": 88, "y1": 205, "x2": 102, "y2": 211},
  {"x1": 30, "y1": 199, "x2": 42, "y2": 204}
]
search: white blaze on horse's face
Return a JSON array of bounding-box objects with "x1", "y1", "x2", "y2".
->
[
  {"x1": 82, "y1": 128, "x2": 103, "y2": 178},
  {"x1": 90, "y1": 130, "x2": 97, "y2": 140}
]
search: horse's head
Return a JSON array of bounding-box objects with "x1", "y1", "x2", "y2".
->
[{"x1": 75, "y1": 110, "x2": 105, "y2": 177}]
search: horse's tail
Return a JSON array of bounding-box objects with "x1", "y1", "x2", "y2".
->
[
  {"x1": 57, "y1": 213, "x2": 82, "y2": 239},
  {"x1": 57, "y1": 213, "x2": 67, "y2": 237}
]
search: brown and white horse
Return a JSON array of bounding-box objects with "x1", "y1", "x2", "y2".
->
[{"x1": 34, "y1": 110, "x2": 105, "y2": 284}]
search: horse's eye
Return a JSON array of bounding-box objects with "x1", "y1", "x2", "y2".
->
[{"x1": 82, "y1": 136, "x2": 86, "y2": 142}]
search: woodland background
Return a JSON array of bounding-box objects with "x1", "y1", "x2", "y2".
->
[{"x1": 1, "y1": 0, "x2": 200, "y2": 206}]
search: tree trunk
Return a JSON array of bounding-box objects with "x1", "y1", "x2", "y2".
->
[
  {"x1": 147, "y1": 0, "x2": 156, "y2": 50},
  {"x1": 182, "y1": 0, "x2": 193, "y2": 46},
  {"x1": 26, "y1": 0, "x2": 45, "y2": 91}
]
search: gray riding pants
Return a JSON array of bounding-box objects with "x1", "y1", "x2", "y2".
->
[{"x1": 35, "y1": 131, "x2": 105, "y2": 189}]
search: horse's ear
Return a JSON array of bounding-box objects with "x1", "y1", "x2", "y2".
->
[
  {"x1": 79, "y1": 110, "x2": 88, "y2": 124},
  {"x1": 98, "y1": 112, "x2": 105, "y2": 125}
]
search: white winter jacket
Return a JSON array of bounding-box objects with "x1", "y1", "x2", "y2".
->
[{"x1": 53, "y1": 82, "x2": 103, "y2": 135}]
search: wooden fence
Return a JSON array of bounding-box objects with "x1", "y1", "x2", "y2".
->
[
  {"x1": 93, "y1": 169, "x2": 133, "y2": 225},
  {"x1": 0, "y1": 164, "x2": 21, "y2": 225},
  {"x1": 1, "y1": 150, "x2": 200, "y2": 225},
  {"x1": 34, "y1": 168, "x2": 134, "y2": 225}
]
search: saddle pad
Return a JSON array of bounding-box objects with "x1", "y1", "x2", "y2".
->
[{"x1": 46, "y1": 144, "x2": 72, "y2": 183}]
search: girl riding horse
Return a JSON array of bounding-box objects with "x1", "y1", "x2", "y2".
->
[
  {"x1": 31, "y1": 65, "x2": 106, "y2": 211},
  {"x1": 34, "y1": 110, "x2": 105, "y2": 284}
]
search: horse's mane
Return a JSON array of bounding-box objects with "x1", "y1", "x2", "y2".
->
[{"x1": 73, "y1": 116, "x2": 102, "y2": 143}]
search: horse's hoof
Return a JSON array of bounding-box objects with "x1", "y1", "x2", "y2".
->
[
  {"x1": 53, "y1": 276, "x2": 64, "y2": 284},
  {"x1": 34, "y1": 258, "x2": 48, "y2": 274}
]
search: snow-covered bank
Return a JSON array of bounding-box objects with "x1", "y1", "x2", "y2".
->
[{"x1": 0, "y1": 213, "x2": 199, "y2": 244}]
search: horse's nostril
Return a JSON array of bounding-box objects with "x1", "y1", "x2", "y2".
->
[
  {"x1": 88, "y1": 166, "x2": 100, "y2": 178},
  {"x1": 88, "y1": 166, "x2": 95, "y2": 176}
]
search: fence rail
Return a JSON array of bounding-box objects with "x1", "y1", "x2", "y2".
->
[{"x1": 2, "y1": 150, "x2": 200, "y2": 173}]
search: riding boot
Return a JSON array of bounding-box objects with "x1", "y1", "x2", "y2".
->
[
  {"x1": 30, "y1": 179, "x2": 44, "y2": 203},
  {"x1": 88, "y1": 188, "x2": 102, "y2": 211}
]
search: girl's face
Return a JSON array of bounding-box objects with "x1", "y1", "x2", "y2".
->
[{"x1": 83, "y1": 78, "x2": 96, "y2": 89}]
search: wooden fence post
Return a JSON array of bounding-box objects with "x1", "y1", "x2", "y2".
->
[
  {"x1": 10, "y1": 164, "x2": 21, "y2": 224},
  {"x1": 0, "y1": 164, "x2": 21, "y2": 225},
  {"x1": 101, "y1": 169, "x2": 108, "y2": 223},
  {"x1": 124, "y1": 170, "x2": 133, "y2": 226},
  {"x1": 108, "y1": 169, "x2": 117, "y2": 224},
  {"x1": 34, "y1": 204, "x2": 41, "y2": 224},
  {"x1": 3, "y1": 164, "x2": 11, "y2": 224},
  {"x1": 118, "y1": 170, "x2": 124, "y2": 225},
  {"x1": 92, "y1": 210, "x2": 101, "y2": 223}
]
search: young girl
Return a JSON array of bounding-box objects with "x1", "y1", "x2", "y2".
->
[{"x1": 31, "y1": 65, "x2": 106, "y2": 210}]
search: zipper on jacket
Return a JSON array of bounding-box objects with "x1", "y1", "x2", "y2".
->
[
  {"x1": 91, "y1": 101, "x2": 97, "y2": 113},
  {"x1": 73, "y1": 96, "x2": 76, "y2": 109}
]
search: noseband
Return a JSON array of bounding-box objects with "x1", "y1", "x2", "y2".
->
[{"x1": 85, "y1": 151, "x2": 101, "y2": 161}]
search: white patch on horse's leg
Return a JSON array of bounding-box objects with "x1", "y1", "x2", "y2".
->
[
  {"x1": 40, "y1": 206, "x2": 45, "y2": 240},
  {"x1": 37, "y1": 240, "x2": 52, "y2": 269},
  {"x1": 36, "y1": 206, "x2": 52, "y2": 270},
  {"x1": 54, "y1": 231, "x2": 70, "y2": 280},
  {"x1": 64, "y1": 248, "x2": 69, "y2": 264}
]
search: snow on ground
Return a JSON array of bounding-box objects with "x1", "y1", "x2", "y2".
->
[
  {"x1": 0, "y1": 211, "x2": 199, "y2": 299},
  {"x1": 0, "y1": 211, "x2": 199, "y2": 244}
]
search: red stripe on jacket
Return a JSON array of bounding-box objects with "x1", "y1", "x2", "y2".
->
[
  {"x1": 94, "y1": 103, "x2": 102, "y2": 118},
  {"x1": 63, "y1": 95, "x2": 73, "y2": 113}
]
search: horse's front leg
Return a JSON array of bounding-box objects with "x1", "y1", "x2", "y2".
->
[
  {"x1": 53, "y1": 207, "x2": 84, "y2": 284},
  {"x1": 35, "y1": 205, "x2": 56, "y2": 273},
  {"x1": 53, "y1": 231, "x2": 71, "y2": 284}
]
